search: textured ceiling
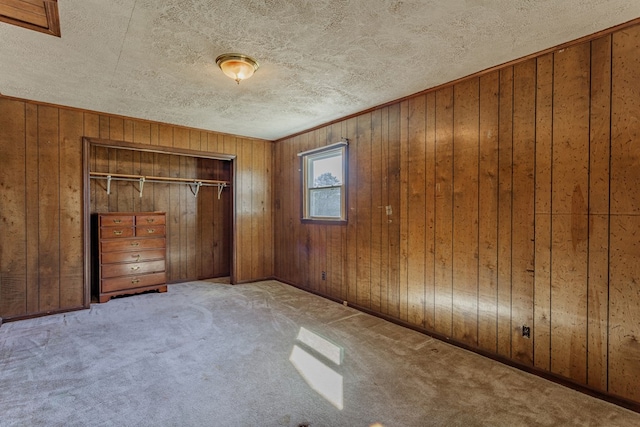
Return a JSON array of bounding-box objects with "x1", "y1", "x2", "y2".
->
[{"x1": 1, "y1": 1, "x2": 639, "y2": 140}]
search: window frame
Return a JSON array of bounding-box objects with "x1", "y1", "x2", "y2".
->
[{"x1": 298, "y1": 141, "x2": 348, "y2": 224}]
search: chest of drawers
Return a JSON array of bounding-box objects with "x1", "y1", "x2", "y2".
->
[{"x1": 95, "y1": 212, "x2": 167, "y2": 303}]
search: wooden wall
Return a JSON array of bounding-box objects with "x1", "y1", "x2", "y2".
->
[
  {"x1": 90, "y1": 148, "x2": 232, "y2": 282},
  {"x1": 273, "y1": 24, "x2": 640, "y2": 404},
  {"x1": 0, "y1": 96, "x2": 274, "y2": 319}
]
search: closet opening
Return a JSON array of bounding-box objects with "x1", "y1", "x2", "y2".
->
[{"x1": 82, "y1": 137, "x2": 235, "y2": 304}]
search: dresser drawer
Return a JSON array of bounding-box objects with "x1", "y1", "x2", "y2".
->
[
  {"x1": 101, "y1": 248, "x2": 166, "y2": 264},
  {"x1": 101, "y1": 259, "x2": 165, "y2": 279},
  {"x1": 101, "y1": 272, "x2": 166, "y2": 293},
  {"x1": 137, "y1": 214, "x2": 166, "y2": 226},
  {"x1": 101, "y1": 237, "x2": 165, "y2": 253},
  {"x1": 100, "y1": 227, "x2": 134, "y2": 239},
  {"x1": 100, "y1": 215, "x2": 134, "y2": 227},
  {"x1": 136, "y1": 225, "x2": 166, "y2": 237}
]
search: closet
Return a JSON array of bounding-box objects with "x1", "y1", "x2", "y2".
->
[{"x1": 84, "y1": 138, "x2": 233, "y2": 300}]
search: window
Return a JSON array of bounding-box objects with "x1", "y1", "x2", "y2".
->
[{"x1": 299, "y1": 142, "x2": 348, "y2": 222}]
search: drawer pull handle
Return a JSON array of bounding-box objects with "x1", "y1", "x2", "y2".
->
[
  {"x1": 146, "y1": 218, "x2": 155, "y2": 223},
  {"x1": 147, "y1": 228, "x2": 155, "y2": 233},
  {"x1": 131, "y1": 266, "x2": 140, "y2": 271},
  {"x1": 113, "y1": 230, "x2": 123, "y2": 235},
  {"x1": 131, "y1": 279, "x2": 140, "y2": 284},
  {"x1": 131, "y1": 242, "x2": 140, "y2": 247},
  {"x1": 113, "y1": 219, "x2": 122, "y2": 224},
  {"x1": 132, "y1": 254, "x2": 141, "y2": 261}
]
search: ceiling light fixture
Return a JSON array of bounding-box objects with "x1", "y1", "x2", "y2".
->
[{"x1": 215, "y1": 53, "x2": 259, "y2": 84}]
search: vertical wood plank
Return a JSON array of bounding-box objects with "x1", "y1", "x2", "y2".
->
[
  {"x1": 99, "y1": 115, "x2": 109, "y2": 139},
  {"x1": 328, "y1": 122, "x2": 344, "y2": 299},
  {"x1": 377, "y1": 109, "x2": 389, "y2": 314},
  {"x1": 150, "y1": 123, "x2": 159, "y2": 145},
  {"x1": 167, "y1": 154, "x2": 181, "y2": 282},
  {"x1": 38, "y1": 105, "x2": 60, "y2": 311},
  {"x1": 497, "y1": 66, "x2": 514, "y2": 358},
  {"x1": 239, "y1": 139, "x2": 253, "y2": 282},
  {"x1": 424, "y1": 92, "x2": 437, "y2": 330},
  {"x1": 370, "y1": 112, "x2": 383, "y2": 312},
  {"x1": 407, "y1": 95, "x2": 426, "y2": 328},
  {"x1": 0, "y1": 98, "x2": 27, "y2": 316},
  {"x1": 109, "y1": 117, "x2": 124, "y2": 141},
  {"x1": 534, "y1": 53, "x2": 553, "y2": 370},
  {"x1": 511, "y1": 59, "x2": 536, "y2": 365},
  {"x1": 183, "y1": 156, "x2": 197, "y2": 279},
  {"x1": 609, "y1": 25, "x2": 640, "y2": 402},
  {"x1": 587, "y1": 34, "x2": 612, "y2": 392},
  {"x1": 158, "y1": 124, "x2": 173, "y2": 148},
  {"x1": 25, "y1": 103, "x2": 39, "y2": 313},
  {"x1": 58, "y1": 109, "x2": 84, "y2": 308},
  {"x1": 452, "y1": 78, "x2": 479, "y2": 346},
  {"x1": 174, "y1": 128, "x2": 190, "y2": 150},
  {"x1": 133, "y1": 121, "x2": 151, "y2": 145},
  {"x1": 190, "y1": 130, "x2": 201, "y2": 151},
  {"x1": 252, "y1": 140, "x2": 265, "y2": 280},
  {"x1": 123, "y1": 119, "x2": 134, "y2": 142},
  {"x1": 345, "y1": 117, "x2": 358, "y2": 304},
  {"x1": 399, "y1": 100, "x2": 410, "y2": 322},
  {"x1": 434, "y1": 87, "x2": 454, "y2": 337},
  {"x1": 387, "y1": 103, "x2": 401, "y2": 318},
  {"x1": 551, "y1": 44, "x2": 590, "y2": 381},
  {"x1": 478, "y1": 71, "x2": 500, "y2": 352},
  {"x1": 263, "y1": 141, "x2": 274, "y2": 279},
  {"x1": 356, "y1": 113, "x2": 372, "y2": 308}
]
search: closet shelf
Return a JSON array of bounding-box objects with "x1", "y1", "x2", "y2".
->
[{"x1": 90, "y1": 172, "x2": 230, "y2": 199}]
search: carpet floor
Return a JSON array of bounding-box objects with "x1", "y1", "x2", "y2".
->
[{"x1": 0, "y1": 280, "x2": 638, "y2": 427}]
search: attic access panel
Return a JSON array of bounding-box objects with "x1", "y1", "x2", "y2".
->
[{"x1": 0, "y1": 0, "x2": 60, "y2": 36}]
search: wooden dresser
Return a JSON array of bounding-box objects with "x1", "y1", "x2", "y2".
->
[{"x1": 95, "y1": 212, "x2": 167, "y2": 303}]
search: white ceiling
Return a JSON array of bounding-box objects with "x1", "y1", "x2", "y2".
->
[{"x1": 1, "y1": 1, "x2": 639, "y2": 141}]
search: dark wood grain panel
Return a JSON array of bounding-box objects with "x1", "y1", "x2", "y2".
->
[
  {"x1": 608, "y1": 216, "x2": 640, "y2": 403},
  {"x1": 609, "y1": 25, "x2": 640, "y2": 402},
  {"x1": 424, "y1": 92, "x2": 437, "y2": 331},
  {"x1": 534, "y1": 53, "x2": 553, "y2": 371},
  {"x1": 37, "y1": 105, "x2": 60, "y2": 311},
  {"x1": 387, "y1": 103, "x2": 402, "y2": 319},
  {"x1": 345, "y1": 117, "x2": 358, "y2": 304},
  {"x1": 25, "y1": 103, "x2": 39, "y2": 313},
  {"x1": 370, "y1": 111, "x2": 383, "y2": 313},
  {"x1": 551, "y1": 43, "x2": 590, "y2": 381},
  {"x1": 1, "y1": 95, "x2": 269, "y2": 319},
  {"x1": 511, "y1": 60, "x2": 536, "y2": 366},
  {"x1": 452, "y1": 78, "x2": 479, "y2": 346},
  {"x1": 356, "y1": 113, "x2": 373, "y2": 308},
  {"x1": 268, "y1": 21, "x2": 640, "y2": 408},
  {"x1": 434, "y1": 87, "x2": 454, "y2": 337},
  {"x1": 497, "y1": 67, "x2": 514, "y2": 358},
  {"x1": 398, "y1": 100, "x2": 409, "y2": 322},
  {"x1": 478, "y1": 71, "x2": 499, "y2": 353},
  {"x1": 0, "y1": 98, "x2": 27, "y2": 316},
  {"x1": 59, "y1": 109, "x2": 84, "y2": 308},
  {"x1": 587, "y1": 35, "x2": 612, "y2": 392},
  {"x1": 407, "y1": 96, "x2": 426, "y2": 327}
]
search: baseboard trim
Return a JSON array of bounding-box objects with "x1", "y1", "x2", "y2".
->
[{"x1": 274, "y1": 276, "x2": 640, "y2": 414}]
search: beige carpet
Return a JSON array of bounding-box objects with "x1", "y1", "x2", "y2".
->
[{"x1": 0, "y1": 280, "x2": 638, "y2": 426}]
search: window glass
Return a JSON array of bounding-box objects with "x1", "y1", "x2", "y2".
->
[{"x1": 301, "y1": 144, "x2": 347, "y2": 222}]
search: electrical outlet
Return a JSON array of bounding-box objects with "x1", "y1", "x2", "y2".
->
[
  {"x1": 321, "y1": 271, "x2": 326, "y2": 280},
  {"x1": 522, "y1": 325, "x2": 531, "y2": 338}
]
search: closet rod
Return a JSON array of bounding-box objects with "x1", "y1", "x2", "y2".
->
[{"x1": 90, "y1": 172, "x2": 229, "y2": 199}]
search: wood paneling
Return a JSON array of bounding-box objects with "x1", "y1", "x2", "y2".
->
[
  {"x1": 273, "y1": 22, "x2": 640, "y2": 406},
  {"x1": 89, "y1": 148, "x2": 231, "y2": 284},
  {"x1": 610, "y1": 24, "x2": 640, "y2": 403},
  {"x1": 0, "y1": 96, "x2": 273, "y2": 319}
]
